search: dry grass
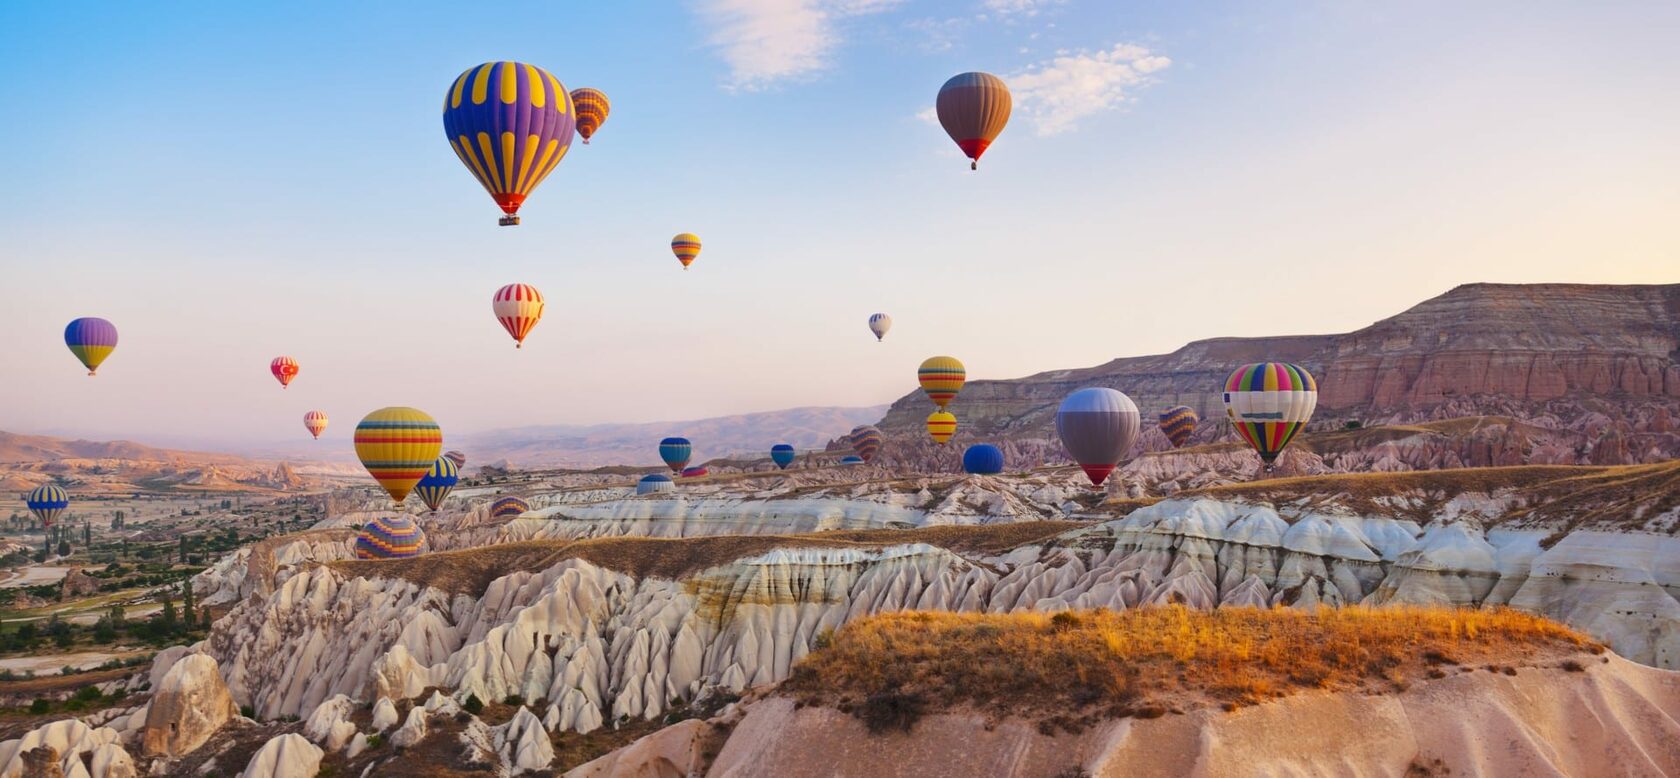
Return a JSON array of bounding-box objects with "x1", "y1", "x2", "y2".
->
[{"x1": 782, "y1": 606, "x2": 1600, "y2": 731}]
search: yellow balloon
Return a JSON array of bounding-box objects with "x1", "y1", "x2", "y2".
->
[
  {"x1": 353, "y1": 407, "x2": 443, "y2": 504},
  {"x1": 926, "y1": 412, "x2": 957, "y2": 445}
]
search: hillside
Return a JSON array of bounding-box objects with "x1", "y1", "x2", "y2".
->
[
  {"x1": 871, "y1": 283, "x2": 1680, "y2": 469},
  {"x1": 0, "y1": 430, "x2": 248, "y2": 465}
]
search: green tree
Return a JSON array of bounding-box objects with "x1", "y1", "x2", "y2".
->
[
  {"x1": 178, "y1": 536, "x2": 188, "y2": 563},
  {"x1": 160, "y1": 594, "x2": 178, "y2": 634},
  {"x1": 57, "y1": 540, "x2": 70, "y2": 557},
  {"x1": 93, "y1": 616, "x2": 117, "y2": 643}
]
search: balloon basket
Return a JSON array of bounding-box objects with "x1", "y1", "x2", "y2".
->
[{"x1": 499, "y1": 215, "x2": 521, "y2": 226}]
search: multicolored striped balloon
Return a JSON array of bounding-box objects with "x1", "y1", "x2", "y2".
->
[
  {"x1": 63, "y1": 318, "x2": 117, "y2": 376},
  {"x1": 1223, "y1": 363, "x2": 1318, "y2": 470},
  {"x1": 962, "y1": 444, "x2": 1005, "y2": 475},
  {"x1": 443, "y1": 450, "x2": 467, "y2": 470},
  {"x1": 493, "y1": 283, "x2": 544, "y2": 348},
  {"x1": 414, "y1": 456, "x2": 460, "y2": 512},
  {"x1": 1056, "y1": 387, "x2": 1140, "y2": 487},
  {"x1": 304, "y1": 411, "x2": 329, "y2": 440},
  {"x1": 26, "y1": 484, "x2": 68, "y2": 527},
  {"x1": 770, "y1": 444, "x2": 796, "y2": 470},
  {"x1": 353, "y1": 407, "x2": 443, "y2": 504},
  {"x1": 659, "y1": 437, "x2": 692, "y2": 473},
  {"x1": 680, "y1": 466, "x2": 709, "y2": 478},
  {"x1": 918, "y1": 356, "x2": 966, "y2": 409},
  {"x1": 1158, "y1": 406, "x2": 1198, "y2": 448},
  {"x1": 355, "y1": 514, "x2": 425, "y2": 560},
  {"x1": 671, "y1": 233, "x2": 701, "y2": 270},
  {"x1": 570, "y1": 88, "x2": 610, "y2": 144},
  {"x1": 849, "y1": 425, "x2": 883, "y2": 462},
  {"x1": 443, "y1": 61, "x2": 576, "y2": 226},
  {"x1": 926, "y1": 411, "x2": 957, "y2": 445},
  {"x1": 936, "y1": 72, "x2": 1011, "y2": 170},
  {"x1": 637, "y1": 474, "x2": 674, "y2": 495},
  {"x1": 490, "y1": 495, "x2": 531, "y2": 519},
  {"x1": 270, "y1": 356, "x2": 299, "y2": 389},
  {"x1": 868, "y1": 313, "x2": 892, "y2": 342}
]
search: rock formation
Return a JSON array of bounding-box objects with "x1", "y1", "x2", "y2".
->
[
  {"x1": 237, "y1": 733, "x2": 321, "y2": 778},
  {"x1": 140, "y1": 654, "x2": 238, "y2": 758}
]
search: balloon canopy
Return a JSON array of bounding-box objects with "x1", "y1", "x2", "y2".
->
[
  {"x1": 304, "y1": 411, "x2": 329, "y2": 440},
  {"x1": 1056, "y1": 388, "x2": 1140, "y2": 486},
  {"x1": 64, "y1": 318, "x2": 118, "y2": 376},
  {"x1": 671, "y1": 234, "x2": 701, "y2": 270},
  {"x1": 270, "y1": 356, "x2": 299, "y2": 389},
  {"x1": 1158, "y1": 406, "x2": 1198, "y2": 448},
  {"x1": 414, "y1": 456, "x2": 460, "y2": 512},
  {"x1": 936, "y1": 72, "x2": 1011, "y2": 170},
  {"x1": 571, "y1": 88, "x2": 610, "y2": 143},
  {"x1": 493, "y1": 284, "x2": 545, "y2": 348},
  {"x1": 355, "y1": 514, "x2": 425, "y2": 560},
  {"x1": 490, "y1": 496, "x2": 531, "y2": 519},
  {"x1": 926, "y1": 411, "x2": 957, "y2": 446},
  {"x1": 849, "y1": 425, "x2": 883, "y2": 462},
  {"x1": 443, "y1": 61, "x2": 576, "y2": 226},
  {"x1": 26, "y1": 485, "x2": 69, "y2": 527},
  {"x1": 917, "y1": 356, "x2": 966, "y2": 409},
  {"x1": 868, "y1": 313, "x2": 892, "y2": 342},
  {"x1": 1223, "y1": 363, "x2": 1318, "y2": 470},
  {"x1": 353, "y1": 407, "x2": 443, "y2": 504},
  {"x1": 659, "y1": 437, "x2": 693, "y2": 473},
  {"x1": 636, "y1": 474, "x2": 675, "y2": 495},
  {"x1": 770, "y1": 444, "x2": 796, "y2": 469},
  {"x1": 962, "y1": 444, "x2": 1005, "y2": 475}
]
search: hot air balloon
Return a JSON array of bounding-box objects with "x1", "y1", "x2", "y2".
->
[
  {"x1": 26, "y1": 485, "x2": 68, "y2": 528},
  {"x1": 355, "y1": 514, "x2": 426, "y2": 559},
  {"x1": 637, "y1": 474, "x2": 674, "y2": 495},
  {"x1": 490, "y1": 496, "x2": 531, "y2": 519},
  {"x1": 868, "y1": 313, "x2": 892, "y2": 342},
  {"x1": 444, "y1": 450, "x2": 467, "y2": 470},
  {"x1": 63, "y1": 318, "x2": 117, "y2": 376},
  {"x1": 659, "y1": 437, "x2": 692, "y2": 473},
  {"x1": 770, "y1": 444, "x2": 796, "y2": 470},
  {"x1": 414, "y1": 456, "x2": 460, "y2": 512},
  {"x1": 962, "y1": 444, "x2": 1005, "y2": 475},
  {"x1": 304, "y1": 411, "x2": 329, "y2": 440},
  {"x1": 681, "y1": 466, "x2": 709, "y2": 478},
  {"x1": 849, "y1": 425, "x2": 883, "y2": 463},
  {"x1": 1056, "y1": 388, "x2": 1140, "y2": 487},
  {"x1": 926, "y1": 411, "x2": 957, "y2": 445},
  {"x1": 671, "y1": 233, "x2": 701, "y2": 270},
  {"x1": 1223, "y1": 363, "x2": 1318, "y2": 471},
  {"x1": 353, "y1": 407, "x2": 443, "y2": 504},
  {"x1": 271, "y1": 357, "x2": 299, "y2": 389},
  {"x1": 918, "y1": 356, "x2": 966, "y2": 409},
  {"x1": 571, "y1": 88, "x2": 610, "y2": 144},
  {"x1": 493, "y1": 284, "x2": 544, "y2": 348},
  {"x1": 936, "y1": 72, "x2": 1011, "y2": 171},
  {"x1": 1158, "y1": 406, "x2": 1198, "y2": 448},
  {"x1": 839, "y1": 455, "x2": 865, "y2": 465},
  {"x1": 443, "y1": 61, "x2": 577, "y2": 226}
]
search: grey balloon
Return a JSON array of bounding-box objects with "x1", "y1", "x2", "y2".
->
[{"x1": 1055, "y1": 387, "x2": 1140, "y2": 484}]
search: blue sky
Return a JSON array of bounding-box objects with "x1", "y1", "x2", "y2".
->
[{"x1": 2, "y1": 1, "x2": 1677, "y2": 450}]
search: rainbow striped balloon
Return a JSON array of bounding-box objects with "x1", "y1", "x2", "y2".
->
[
  {"x1": 671, "y1": 233, "x2": 701, "y2": 270},
  {"x1": 1158, "y1": 406, "x2": 1198, "y2": 448},
  {"x1": 26, "y1": 484, "x2": 69, "y2": 527},
  {"x1": 63, "y1": 318, "x2": 118, "y2": 376},
  {"x1": 355, "y1": 514, "x2": 426, "y2": 560},
  {"x1": 490, "y1": 496, "x2": 531, "y2": 519},
  {"x1": 443, "y1": 450, "x2": 467, "y2": 470},
  {"x1": 443, "y1": 61, "x2": 576, "y2": 226},
  {"x1": 414, "y1": 456, "x2": 460, "y2": 512},
  {"x1": 849, "y1": 425, "x2": 883, "y2": 462},
  {"x1": 1223, "y1": 363, "x2": 1318, "y2": 470},
  {"x1": 353, "y1": 407, "x2": 443, "y2": 504},
  {"x1": 493, "y1": 283, "x2": 544, "y2": 348},
  {"x1": 571, "y1": 88, "x2": 610, "y2": 144},
  {"x1": 926, "y1": 411, "x2": 958, "y2": 445},
  {"x1": 917, "y1": 356, "x2": 966, "y2": 409}
]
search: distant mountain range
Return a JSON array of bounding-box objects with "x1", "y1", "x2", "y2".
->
[
  {"x1": 0, "y1": 430, "x2": 250, "y2": 465},
  {"x1": 456, "y1": 405, "x2": 891, "y2": 468}
]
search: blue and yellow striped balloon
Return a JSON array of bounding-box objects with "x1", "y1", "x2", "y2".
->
[
  {"x1": 355, "y1": 514, "x2": 426, "y2": 559},
  {"x1": 490, "y1": 496, "x2": 530, "y2": 519},
  {"x1": 26, "y1": 484, "x2": 69, "y2": 527},
  {"x1": 1158, "y1": 406, "x2": 1198, "y2": 448},
  {"x1": 353, "y1": 408, "x2": 443, "y2": 504},
  {"x1": 414, "y1": 456, "x2": 460, "y2": 512}
]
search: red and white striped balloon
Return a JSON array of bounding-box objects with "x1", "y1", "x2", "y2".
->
[
  {"x1": 270, "y1": 356, "x2": 299, "y2": 389},
  {"x1": 493, "y1": 284, "x2": 545, "y2": 348},
  {"x1": 303, "y1": 411, "x2": 329, "y2": 439}
]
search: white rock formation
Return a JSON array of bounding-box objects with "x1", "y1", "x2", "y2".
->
[
  {"x1": 390, "y1": 706, "x2": 428, "y2": 749},
  {"x1": 140, "y1": 654, "x2": 238, "y2": 758},
  {"x1": 237, "y1": 733, "x2": 322, "y2": 778},
  {"x1": 302, "y1": 694, "x2": 358, "y2": 752},
  {"x1": 494, "y1": 707, "x2": 554, "y2": 774},
  {"x1": 370, "y1": 696, "x2": 399, "y2": 732},
  {"x1": 0, "y1": 720, "x2": 127, "y2": 778}
]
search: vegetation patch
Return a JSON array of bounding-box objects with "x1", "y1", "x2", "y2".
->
[{"x1": 782, "y1": 606, "x2": 1600, "y2": 732}]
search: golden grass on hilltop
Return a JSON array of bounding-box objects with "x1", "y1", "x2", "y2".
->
[{"x1": 783, "y1": 606, "x2": 1600, "y2": 733}]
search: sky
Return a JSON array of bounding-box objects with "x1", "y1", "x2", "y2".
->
[{"x1": 1, "y1": 1, "x2": 1677, "y2": 452}]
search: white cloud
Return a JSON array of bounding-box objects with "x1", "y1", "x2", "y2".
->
[
  {"x1": 982, "y1": 0, "x2": 1062, "y2": 17},
  {"x1": 1007, "y1": 43, "x2": 1170, "y2": 135},
  {"x1": 696, "y1": 0, "x2": 903, "y2": 91}
]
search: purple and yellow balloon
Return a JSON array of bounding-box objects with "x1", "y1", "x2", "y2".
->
[
  {"x1": 64, "y1": 318, "x2": 118, "y2": 376},
  {"x1": 443, "y1": 61, "x2": 577, "y2": 226}
]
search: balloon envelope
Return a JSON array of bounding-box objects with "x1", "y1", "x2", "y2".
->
[
  {"x1": 1223, "y1": 363, "x2": 1318, "y2": 469},
  {"x1": 671, "y1": 233, "x2": 701, "y2": 269},
  {"x1": 680, "y1": 466, "x2": 709, "y2": 478},
  {"x1": 64, "y1": 318, "x2": 118, "y2": 376},
  {"x1": 304, "y1": 411, "x2": 329, "y2": 440},
  {"x1": 868, "y1": 313, "x2": 892, "y2": 341},
  {"x1": 962, "y1": 444, "x2": 1005, "y2": 475},
  {"x1": 353, "y1": 407, "x2": 443, "y2": 504},
  {"x1": 271, "y1": 357, "x2": 299, "y2": 389},
  {"x1": 443, "y1": 61, "x2": 576, "y2": 224},
  {"x1": 414, "y1": 456, "x2": 460, "y2": 512},
  {"x1": 636, "y1": 474, "x2": 675, "y2": 495},
  {"x1": 493, "y1": 284, "x2": 544, "y2": 347},
  {"x1": 355, "y1": 514, "x2": 425, "y2": 560},
  {"x1": 917, "y1": 356, "x2": 966, "y2": 409},
  {"x1": 659, "y1": 437, "x2": 693, "y2": 472},
  {"x1": 1056, "y1": 388, "x2": 1140, "y2": 486},
  {"x1": 444, "y1": 450, "x2": 467, "y2": 470},
  {"x1": 770, "y1": 444, "x2": 796, "y2": 469},
  {"x1": 571, "y1": 88, "x2": 610, "y2": 143},
  {"x1": 849, "y1": 425, "x2": 883, "y2": 462},
  {"x1": 926, "y1": 411, "x2": 957, "y2": 445},
  {"x1": 936, "y1": 72, "x2": 1011, "y2": 170},
  {"x1": 490, "y1": 496, "x2": 531, "y2": 519},
  {"x1": 1158, "y1": 406, "x2": 1198, "y2": 448},
  {"x1": 26, "y1": 485, "x2": 68, "y2": 527},
  {"x1": 839, "y1": 455, "x2": 865, "y2": 465}
]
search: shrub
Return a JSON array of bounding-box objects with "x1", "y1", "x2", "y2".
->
[
  {"x1": 859, "y1": 691, "x2": 925, "y2": 734},
  {"x1": 74, "y1": 686, "x2": 101, "y2": 702},
  {"x1": 29, "y1": 699, "x2": 49, "y2": 714},
  {"x1": 502, "y1": 694, "x2": 524, "y2": 706},
  {"x1": 464, "y1": 694, "x2": 484, "y2": 714},
  {"x1": 240, "y1": 705, "x2": 255, "y2": 719}
]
